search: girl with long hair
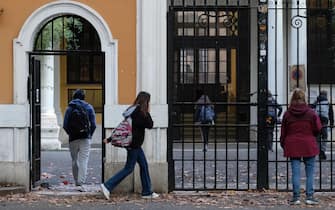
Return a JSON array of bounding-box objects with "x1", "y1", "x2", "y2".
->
[
  {"x1": 100, "y1": 91, "x2": 159, "y2": 200},
  {"x1": 280, "y1": 89, "x2": 321, "y2": 205}
]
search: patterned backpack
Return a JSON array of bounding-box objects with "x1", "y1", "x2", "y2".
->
[{"x1": 109, "y1": 117, "x2": 132, "y2": 148}]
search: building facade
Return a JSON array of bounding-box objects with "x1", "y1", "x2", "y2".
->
[
  {"x1": 0, "y1": 0, "x2": 168, "y2": 192},
  {"x1": 1, "y1": 0, "x2": 335, "y2": 192}
]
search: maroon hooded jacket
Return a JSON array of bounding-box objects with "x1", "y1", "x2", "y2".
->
[{"x1": 280, "y1": 103, "x2": 322, "y2": 158}]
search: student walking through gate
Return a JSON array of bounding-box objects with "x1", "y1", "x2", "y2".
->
[{"x1": 63, "y1": 89, "x2": 97, "y2": 191}]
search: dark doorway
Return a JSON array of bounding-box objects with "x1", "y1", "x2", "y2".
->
[
  {"x1": 29, "y1": 14, "x2": 105, "y2": 191},
  {"x1": 167, "y1": 1, "x2": 252, "y2": 191}
]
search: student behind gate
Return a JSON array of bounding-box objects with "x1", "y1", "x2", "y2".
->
[
  {"x1": 280, "y1": 88, "x2": 321, "y2": 205},
  {"x1": 100, "y1": 91, "x2": 159, "y2": 200},
  {"x1": 311, "y1": 90, "x2": 334, "y2": 160},
  {"x1": 266, "y1": 90, "x2": 283, "y2": 152},
  {"x1": 195, "y1": 89, "x2": 214, "y2": 152},
  {"x1": 63, "y1": 89, "x2": 96, "y2": 191}
]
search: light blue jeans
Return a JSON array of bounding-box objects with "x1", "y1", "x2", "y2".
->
[
  {"x1": 103, "y1": 147, "x2": 152, "y2": 196},
  {"x1": 69, "y1": 138, "x2": 91, "y2": 186},
  {"x1": 290, "y1": 157, "x2": 315, "y2": 199}
]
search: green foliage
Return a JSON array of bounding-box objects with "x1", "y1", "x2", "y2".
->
[{"x1": 35, "y1": 16, "x2": 83, "y2": 50}]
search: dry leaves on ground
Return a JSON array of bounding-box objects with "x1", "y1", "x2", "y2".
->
[{"x1": 1, "y1": 190, "x2": 335, "y2": 208}]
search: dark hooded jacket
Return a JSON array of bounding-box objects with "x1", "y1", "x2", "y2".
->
[
  {"x1": 63, "y1": 91, "x2": 96, "y2": 142},
  {"x1": 124, "y1": 106, "x2": 153, "y2": 148},
  {"x1": 280, "y1": 103, "x2": 321, "y2": 157}
]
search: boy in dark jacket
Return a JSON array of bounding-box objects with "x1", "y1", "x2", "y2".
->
[
  {"x1": 63, "y1": 89, "x2": 96, "y2": 190},
  {"x1": 312, "y1": 90, "x2": 334, "y2": 160},
  {"x1": 266, "y1": 91, "x2": 283, "y2": 151}
]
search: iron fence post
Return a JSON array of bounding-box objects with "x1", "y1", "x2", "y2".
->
[
  {"x1": 257, "y1": 0, "x2": 269, "y2": 190},
  {"x1": 167, "y1": 9, "x2": 175, "y2": 192}
]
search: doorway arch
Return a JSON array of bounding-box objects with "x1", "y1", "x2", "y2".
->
[
  {"x1": 14, "y1": 0, "x2": 117, "y2": 105},
  {"x1": 13, "y1": 0, "x2": 117, "y2": 189}
]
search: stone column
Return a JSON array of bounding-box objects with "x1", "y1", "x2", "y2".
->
[
  {"x1": 104, "y1": 0, "x2": 168, "y2": 194},
  {"x1": 268, "y1": 0, "x2": 285, "y2": 103},
  {"x1": 288, "y1": 0, "x2": 307, "y2": 93},
  {"x1": 135, "y1": 0, "x2": 168, "y2": 193},
  {"x1": 40, "y1": 55, "x2": 61, "y2": 150}
]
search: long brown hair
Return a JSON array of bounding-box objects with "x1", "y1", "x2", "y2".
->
[
  {"x1": 133, "y1": 91, "x2": 151, "y2": 114},
  {"x1": 290, "y1": 88, "x2": 306, "y2": 106}
]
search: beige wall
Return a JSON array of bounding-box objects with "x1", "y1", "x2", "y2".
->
[{"x1": 0, "y1": 0, "x2": 136, "y2": 104}]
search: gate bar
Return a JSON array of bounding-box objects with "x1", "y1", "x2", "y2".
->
[{"x1": 257, "y1": 0, "x2": 269, "y2": 190}]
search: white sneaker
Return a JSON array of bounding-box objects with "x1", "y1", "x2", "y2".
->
[
  {"x1": 78, "y1": 185, "x2": 87, "y2": 192},
  {"x1": 100, "y1": 183, "x2": 110, "y2": 200},
  {"x1": 305, "y1": 197, "x2": 319, "y2": 205},
  {"x1": 142, "y1": 192, "x2": 159, "y2": 199}
]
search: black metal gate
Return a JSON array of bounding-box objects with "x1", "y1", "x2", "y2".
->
[
  {"x1": 28, "y1": 14, "x2": 106, "y2": 187},
  {"x1": 168, "y1": 0, "x2": 335, "y2": 192},
  {"x1": 29, "y1": 56, "x2": 41, "y2": 188},
  {"x1": 28, "y1": 51, "x2": 105, "y2": 188}
]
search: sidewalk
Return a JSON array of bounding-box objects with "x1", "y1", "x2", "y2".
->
[
  {"x1": 2, "y1": 144, "x2": 334, "y2": 209},
  {"x1": 0, "y1": 201, "x2": 327, "y2": 210},
  {"x1": 0, "y1": 190, "x2": 333, "y2": 210}
]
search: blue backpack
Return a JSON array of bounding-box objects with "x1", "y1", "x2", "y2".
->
[
  {"x1": 267, "y1": 97, "x2": 277, "y2": 119},
  {"x1": 199, "y1": 105, "x2": 215, "y2": 123}
]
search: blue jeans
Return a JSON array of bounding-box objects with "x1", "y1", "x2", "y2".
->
[
  {"x1": 200, "y1": 126, "x2": 210, "y2": 145},
  {"x1": 103, "y1": 147, "x2": 152, "y2": 196},
  {"x1": 200, "y1": 121, "x2": 211, "y2": 145},
  {"x1": 291, "y1": 157, "x2": 315, "y2": 199},
  {"x1": 267, "y1": 126, "x2": 274, "y2": 151}
]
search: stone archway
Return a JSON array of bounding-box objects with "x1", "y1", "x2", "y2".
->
[
  {"x1": 13, "y1": 0, "x2": 117, "y2": 188},
  {"x1": 14, "y1": 0, "x2": 117, "y2": 106},
  {"x1": 13, "y1": 0, "x2": 118, "y2": 150}
]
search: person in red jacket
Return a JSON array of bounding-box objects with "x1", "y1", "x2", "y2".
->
[{"x1": 280, "y1": 88, "x2": 322, "y2": 205}]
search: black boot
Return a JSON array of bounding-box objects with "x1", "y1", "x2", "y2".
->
[{"x1": 319, "y1": 151, "x2": 327, "y2": 160}]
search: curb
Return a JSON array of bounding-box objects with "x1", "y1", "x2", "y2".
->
[
  {"x1": 33, "y1": 190, "x2": 101, "y2": 197},
  {"x1": 0, "y1": 186, "x2": 26, "y2": 196},
  {"x1": 32, "y1": 184, "x2": 102, "y2": 197}
]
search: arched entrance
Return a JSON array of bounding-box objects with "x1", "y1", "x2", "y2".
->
[
  {"x1": 13, "y1": 0, "x2": 117, "y2": 190},
  {"x1": 29, "y1": 14, "x2": 104, "y2": 188}
]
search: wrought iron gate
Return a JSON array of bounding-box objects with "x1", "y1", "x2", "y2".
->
[
  {"x1": 28, "y1": 51, "x2": 105, "y2": 187},
  {"x1": 168, "y1": 0, "x2": 335, "y2": 192},
  {"x1": 29, "y1": 56, "x2": 41, "y2": 188}
]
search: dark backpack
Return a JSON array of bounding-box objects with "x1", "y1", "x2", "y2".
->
[{"x1": 68, "y1": 104, "x2": 90, "y2": 139}]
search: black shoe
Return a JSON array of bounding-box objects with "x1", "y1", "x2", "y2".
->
[
  {"x1": 319, "y1": 151, "x2": 327, "y2": 160},
  {"x1": 203, "y1": 144, "x2": 208, "y2": 152}
]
